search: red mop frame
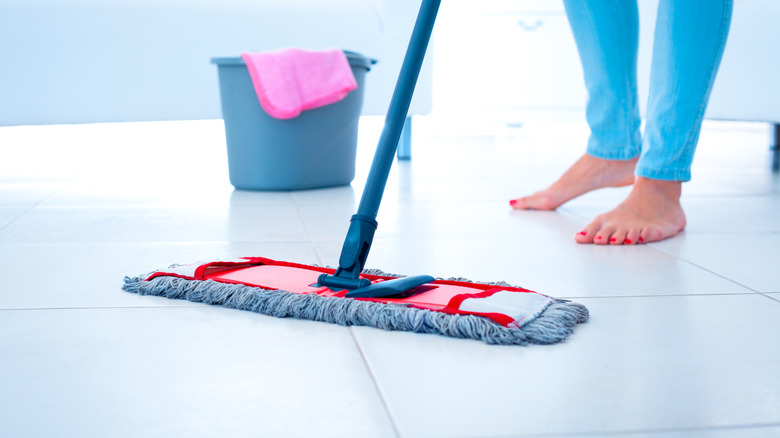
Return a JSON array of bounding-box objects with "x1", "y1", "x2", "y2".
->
[{"x1": 145, "y1": 257, "x2": 544, "y2": 328}]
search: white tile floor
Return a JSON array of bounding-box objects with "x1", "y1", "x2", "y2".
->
[{"x1": 1, "y1": 111, "x2": 779, "y2": 438}]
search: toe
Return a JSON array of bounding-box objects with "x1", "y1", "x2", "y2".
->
[
  {"x1": 594, "y1": 228, "x2": 615, "y2": 245},
  {"x1": 625, "y1": 228, "x2": 642, "y2": 245},
  {"x1": 609, "y1": 229, "x2": 628, "y2": 245},
  {"x1": 575, "y1": 221, "x2": 601, "y2": 244},
  {"x1": 575, "y1": 229, "x2": 593, "y2": 243},
  {"x1": 640, "y1": 227, "x2": 666, "y2": 243},
  {"x1": 509, "y1": 196, "x2": 535, "y2": 210},
  {"x1": 509, "y1": 198, "x2": 523, "y2": 209},
  {"x1": 510, "y1": 193, "x2": 558, "y2": 210}
]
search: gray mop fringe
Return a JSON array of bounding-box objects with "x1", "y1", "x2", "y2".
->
[{"x1": 122, "y1": 271, "x2": 588, "y2": 345}]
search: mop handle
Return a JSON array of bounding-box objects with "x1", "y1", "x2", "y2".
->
[
  {"x1": 357, "y1": 0, "x2": 440, "y2": 218},
  {"x1": 319, "y1": 0, "x2": 440, "y2": 291}
]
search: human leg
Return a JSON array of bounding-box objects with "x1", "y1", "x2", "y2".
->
[
  {"x1": 577, "y1": 0, "x2": 734, "y2": 244},
  {"x1": 511, "y1": 0, "x2": 641, "y2": 210},
  {"x1": 637, "y1": 0, "x2": 734, "y2": 181}
]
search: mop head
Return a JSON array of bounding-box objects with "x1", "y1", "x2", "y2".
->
[{"x1": 123, "y1": 257, "x2": 589, "y2": 345}]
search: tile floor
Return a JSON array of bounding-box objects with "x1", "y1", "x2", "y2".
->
[{"x1": 1, "y1": 111, "x2": 778, "y2": 438}]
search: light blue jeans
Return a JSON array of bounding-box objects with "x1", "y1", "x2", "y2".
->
[{"x1": 563, "y1": 0, "x2": 733, "y2": 181}]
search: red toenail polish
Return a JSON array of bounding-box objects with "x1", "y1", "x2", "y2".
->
[
  {"x1": 625, "y1": 239, "x2": 632, "y2": 244},
  {"x1": 609, "y1": 237, "x2": 616, "y2": 243},
  {"x1": 596, "y1": 236, "x2": 602, "y2": 240},
  {"x1": 578, "y1": 231, "x2": 587, "y2": 236},
  {"x1": 639, "y1": 237, "x2": 645, "y2": 243},
  {"x1": 509, "y1": 200, "x2": 517, "y2": 207}
]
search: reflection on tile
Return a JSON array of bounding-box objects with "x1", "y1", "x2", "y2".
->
[
  {"x1": 43, "y1": 176, "x2": 236, "y2": 207},
  {"x1": 290, "y1": 185, "x2": 357, "y2": 205},
  {"x1": 353, "y1": 294, "x2": 780, "y2": 438},
  {"x1": 0, "y1": 204, "x2": 309, "y2": 244}
]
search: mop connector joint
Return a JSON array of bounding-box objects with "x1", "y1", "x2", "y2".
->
[
  {"x1": 317, "y1": 214, "x2": 377, "y2": 291},
  {"x1": 317, "y1": 214, "x2": 435, "y2": 298}
]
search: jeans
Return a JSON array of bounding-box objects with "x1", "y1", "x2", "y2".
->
[{"x1": 563, "y1": 0, "x2": 733, "y2": 181}]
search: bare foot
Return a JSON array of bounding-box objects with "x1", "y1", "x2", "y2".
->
[
  {"x1": 509, "y1": 154, "x2": 637, "y2": 210},
  {"x1": 575, "y1": 177, "x2": 687, "y2": 245}
]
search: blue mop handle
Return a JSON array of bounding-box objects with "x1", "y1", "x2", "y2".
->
[
  {"x1": 357, "y1": 0, "x2": 440, "y2": 218},
  {"x1": 319, "y1": 0, "x2": 440, "y2": 291}
]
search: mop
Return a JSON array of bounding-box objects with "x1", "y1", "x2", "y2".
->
[{"x1": 123, "y1": 0, "x2": 589, "y2": 345}]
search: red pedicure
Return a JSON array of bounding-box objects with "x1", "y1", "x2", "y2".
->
[
  {"x1": 609, "y1": 237, "x2": 616, "y2": 243},
  {"x1": 578, "y1": 231, "x2": 587, "y2": 236},
  {"x1": 596, "y1": 236, "x2": 603, "y2": 240},
  {"x1": 639, "y1": 237, "x2": 645, "y2": 243},
  {"x1": 625, "y1": 239, "x2": 632, "y2": 244},
  {"x1": 509, "y1": 200, "x2": 517, "y2": 207}
]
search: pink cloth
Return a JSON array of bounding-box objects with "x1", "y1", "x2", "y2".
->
[{"x1": 241, "y1": 48, "x2": 358, "y2": 120}]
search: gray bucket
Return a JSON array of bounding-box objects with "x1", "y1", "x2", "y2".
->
[{"x1": 211, "y1": 51, "x2": 375, "y2": 191}]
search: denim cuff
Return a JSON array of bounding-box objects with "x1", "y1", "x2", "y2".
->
[
  {"x1": 586, "y1": 140, "x2": 641, "y2": 161},
  {"x1": 635, "y1": 165, "x2": 691, "y2": 182}
]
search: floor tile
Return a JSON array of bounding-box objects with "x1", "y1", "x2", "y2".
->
[
  {"x1": 674, "y1": 197, "x2": 780, "y2": 234},
  {"x1": 0, "y1": 203, "x2": 309, "y2": 244},
  {"x1": 0, "y1": 306, "x2": 396, "y2": 438},
  {"x1": 300, "y1": 200, "x2": 586, "y2": 241},
  {"x1": 719, "y1": 171, "x2": 780, "y2": 197},
  {"x1": 315, "y1": 234, "x2": 754, "y2": 298},
  {"x1": 595, "y1": 425, "x2": 780, "y2": 438},
  {"x1": 0, "y1": 207, "x2": 29, "y2": 229},
  {"x1": 650, "y1": 233, "x2": 780, "y2": 293},
  {"x1": 41, "y1": 176, "x2": 241, "y2": 207},
  {"x1": 0, "y1": 241, "x2": 320, "y2": 309},
  {"x1": 291, "y1": 184, "x2": 359, "y2": 206},
  {"x1": 381, "y1": 171, "x2": 520, "y2": 204},
  {"x1": 0, "y1": 181, "x2": 59, "y2": 206},
  {"x1": 2, "y1": 78, "x2": 779, "y2": 438},
  {"x1": 692, "y1": 123, "x2": 774, "y2": 173},
  {"x1": 353, "y1": 294, "x2": 780, "y2": 438}
]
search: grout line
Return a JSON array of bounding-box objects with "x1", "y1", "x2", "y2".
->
[
  {"x1": 349, "y1": 328, "x2": 404, "y2": 438},
  {"x1": 759, "y1": 292, "x2": 780, "y2": 304},
  {"x1": 648, "y1": 244, "x2": 770, "y2": 294},
  {"x1": 290, "y1": 193, "x2": 313, "y2": 240},
  {"x1": 530, "y1": 223, "x2": 767, "y2": 296},
  {"x1": 0, "y1": 206, "x2": 33, "y2": 233},
  {"x1": 290, "y1": 193, "x2": 327, "y2": 266},
  {"x1": 0, "y1": 184, "x2": 61, "y2": 234}
]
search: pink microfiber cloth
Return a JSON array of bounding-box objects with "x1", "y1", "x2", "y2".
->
[{"x1": 241, "y1": 48, "x2": 358, "y2": 120}]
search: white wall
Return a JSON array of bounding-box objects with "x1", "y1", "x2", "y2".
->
[{"x1": 0, "y1": 0, "x2": 432, "y2": 126}]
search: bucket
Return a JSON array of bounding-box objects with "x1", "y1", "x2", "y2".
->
[{"x1": 211, "y1": 51, "x2": 375, "y2": 191}]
